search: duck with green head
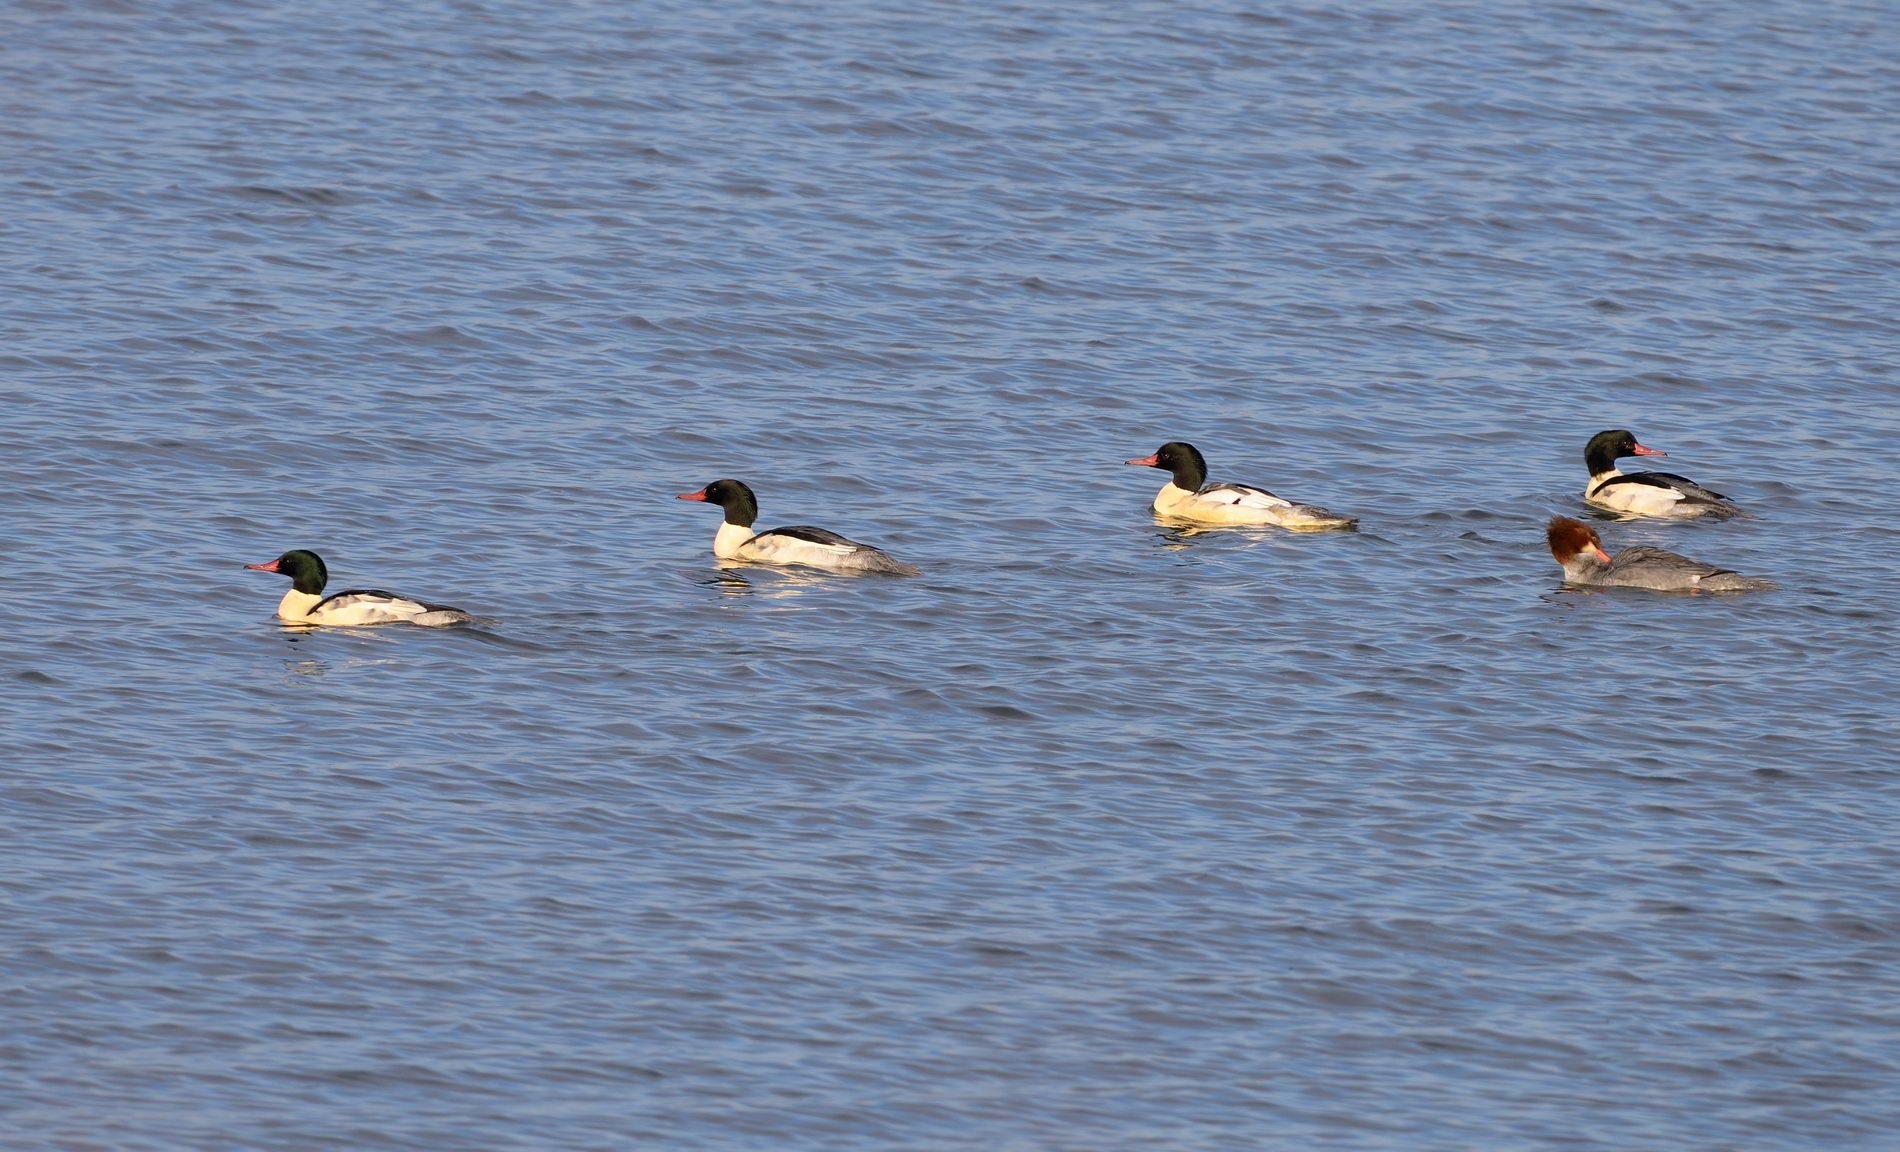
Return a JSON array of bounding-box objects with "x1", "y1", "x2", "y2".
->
[
  {"x1": 243, "y1": 549, "x2": 475, "y2": 625},
  {"x1": 1123, "y1": 440, "x2": 1357, "y2": 530},
  {"x1": 675, "y1": 479, "x2": 920, "y2": 576},
  {"x1": 1581, "y1": 429, "x2": 1743, "y2": 519}
]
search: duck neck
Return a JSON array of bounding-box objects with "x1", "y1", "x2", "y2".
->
[
  {"x1": 1561, "y1": 552, "x2": 1609, "y2": 582},
  {"x1": 276, "y1": 588, "x2": 323, "y2": 621},
  {"x1": 713, "y1": 521, "x2": 758, "y2": 559},
  {"x1": 717, "y1": 486, "x2": 759, "y2": 528},
  {"x1": 1584, "y1": 441, "x2": 1623, "y2": 481}
]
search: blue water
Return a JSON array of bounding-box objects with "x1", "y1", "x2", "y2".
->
[{"x1": 5, "y1": 1, "x2": 1900, "y2": 1148}]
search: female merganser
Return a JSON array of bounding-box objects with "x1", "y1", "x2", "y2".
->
[
  {"x1": 1124, "y1": 441, "x2": 1357, "y2": 530},
  {"x1": 1582, "y1": 429, "x2": 1743, "y2": 519},
  {"x1": 244, "y1": 549, "x2": 476, "y2": 625},
  {"x1": 676, "y1": 479, "x2": 921, "y2": 576},
  {"x1": 1545, "y1": 516, "x2": 1773, "y2": 592}
]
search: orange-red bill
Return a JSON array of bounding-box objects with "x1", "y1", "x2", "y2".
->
[
  {"x1": 244, "y1": 559, "x2": 281, "y2": 572},
  {"x1": 1125, "y1": 453, "x2": 1160, "y2": 467}
]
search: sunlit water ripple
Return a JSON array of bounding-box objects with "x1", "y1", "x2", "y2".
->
[{"x1": 4, "y1": 0, "x2": 1898, "y2": 1148}]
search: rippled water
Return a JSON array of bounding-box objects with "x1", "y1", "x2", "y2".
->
[{"x1": 6, "y1": 0, "x2": 1900, "y2": 1148}]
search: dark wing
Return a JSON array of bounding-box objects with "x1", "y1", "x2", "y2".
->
[
  {"x1": 1193, "y1": 481, "x2": 1292, "y2": 509},
  {"x1": 1592, "y1": 470, "x2": 1732, "y2": 505},
  {"x1": 759, "y1": 524, "x2": 859, "y2": 547},
  {"x1": 1609, "y1": 546, "x2": 1734, "y2": 580},
  {"x1": 414, "y1": 598, "x2": 471, "y2": 615},
  {"x1": 316, "y1": 587, "x2": 409, "y2": 610},
  {"x1": 1642, "y1": 470, "x2": 1733, "y2": 504}
]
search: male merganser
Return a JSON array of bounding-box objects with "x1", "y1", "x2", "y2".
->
[
  {"x1": 1582, "y1": 429, "x2": 1743, "y2": 519},
  {"x1": 1124, "y1": 441, "x2": 1357, "y2": 530},
  {"x1": 244, "y1": 549, "x2": 475, "y2": 625},
  {"x1": 1545, "y1": 516, "x2": 1773, "y2": 592},
  {"x1": 676, "y1": 479, "x2": 921, "y2": 575}
]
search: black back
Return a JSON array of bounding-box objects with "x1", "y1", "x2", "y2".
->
[{"x1": 759, "y1": 525, "x2": 856, "y2": 547}]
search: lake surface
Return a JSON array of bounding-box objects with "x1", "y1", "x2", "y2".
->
[{"x1": 5, "y1": 0, "x2": 1899, "y2": 1148}]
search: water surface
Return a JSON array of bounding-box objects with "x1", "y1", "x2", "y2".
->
[{"x1": 5, "y1": 1, "x2": 1899, "y2": 1148}]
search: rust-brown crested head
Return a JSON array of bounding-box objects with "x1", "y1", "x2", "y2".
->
[{"x1": 1546, "y1": 516, "x2": 1610, "y2": 565}]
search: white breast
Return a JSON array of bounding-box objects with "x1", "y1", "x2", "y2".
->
[
  {"x1": 711, "y1": 521, "x2": 758, "y2": 559},
  {"x1": 1585, "y1": 474, "x2": 1687, "y2": 517}
]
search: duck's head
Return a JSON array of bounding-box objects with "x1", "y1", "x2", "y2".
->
[
  {"x1": 245, "y1": 549, "x2": 328, "y2": 594},
  {"x1": 676, "y1": 478, "x2": 759, "y2": 526},
  {"x1": 1584, "y1": 429, "x2": 1665, "y2": 473},
  {"x1": 1546, "y1": 516, "x2": 1612, "y2": 566},
  {"x1": 1125, "y1": 441, "x2": 1207, "y2": 489}
]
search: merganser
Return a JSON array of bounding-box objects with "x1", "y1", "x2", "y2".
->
[
  {"x1": 1545, "y1": 516, "x2": 1773, "y2": 592},
  {"x1": 1124, "y1": 441, "x2": 1357, "y2": 530},
  {"x1": 1582, "y1": 429, "x2": 1743, "y2": 519},
  {"x1": 244, "y1": 549, "x2": 476, "y2": 625},
  {"x1": 676, "y1": 479, "x2": 921, "y2": 576}
]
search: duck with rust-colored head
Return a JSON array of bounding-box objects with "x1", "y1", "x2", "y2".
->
[{"x1": 1545, "y1": 516, "x2": 1771, "y2": 592}]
